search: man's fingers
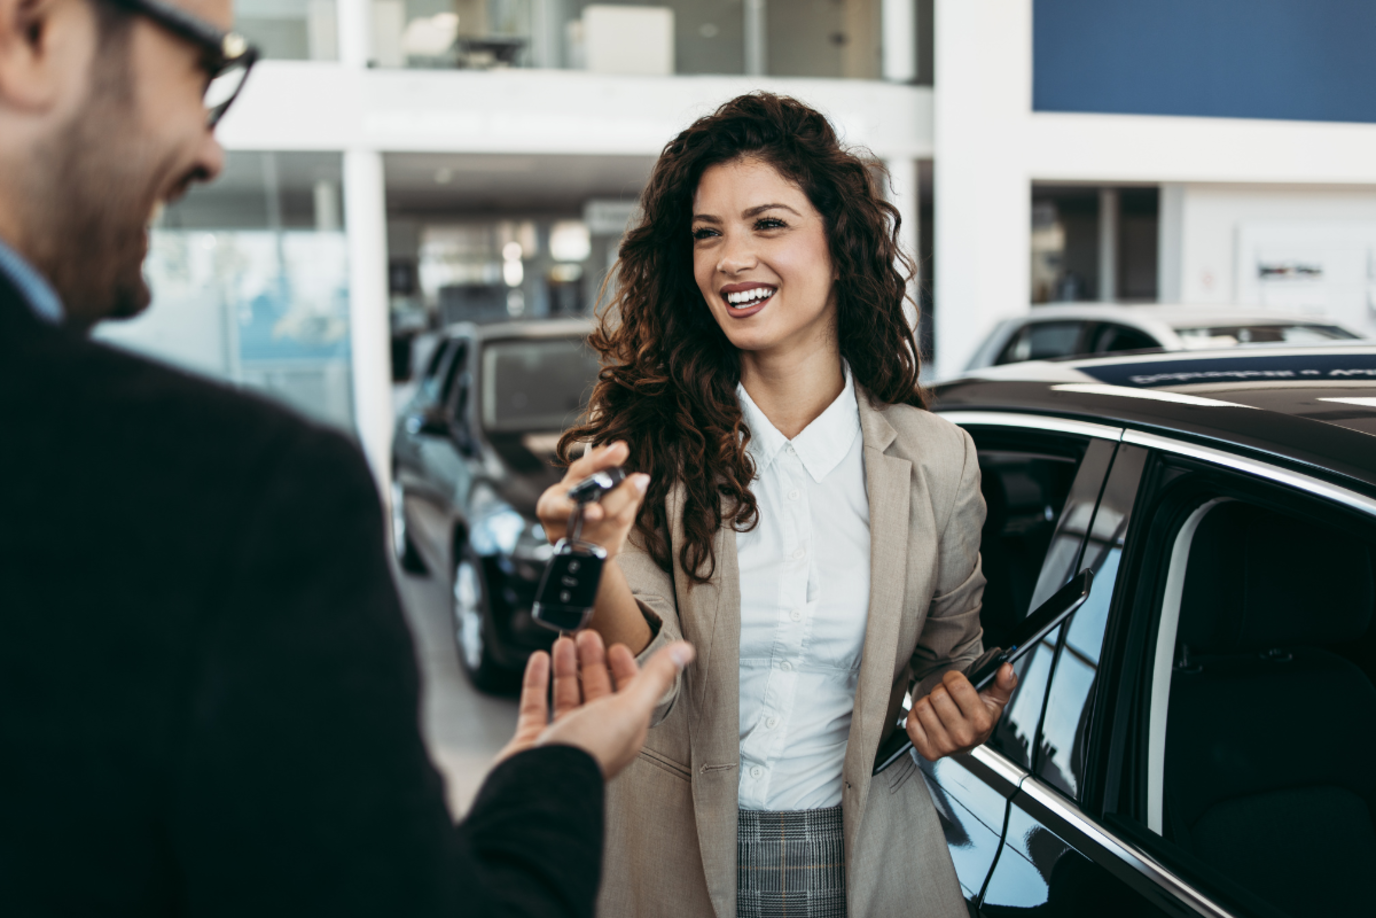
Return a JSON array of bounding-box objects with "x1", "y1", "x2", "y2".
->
[
  {"x1": 576, "y1": 630, "x2": 613, "y2": 702},
  {"x1": 515, "y1": 650, "x2": 550, "y2": 732},
  {"x1": 623, "y1": 641, "x2": 693, "y2": 709},
  {"x1": 607, "y1": 643, "x2": 639, "y2": 690},
  {"x1": 914, "y1": 698, "x2": 954, "y2": 756},
  {"x1": 551, "y1": 637, "x2": 582, "y2": 718}
]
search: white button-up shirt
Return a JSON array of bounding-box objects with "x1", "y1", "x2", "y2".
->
[{"x1": 736, "y1": 368, "x2": 870, "y2": 811}]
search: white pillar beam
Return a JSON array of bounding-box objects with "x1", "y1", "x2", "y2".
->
[
  {"x1": 344, "y1": 149, "x2": 394, "y2": 492},
  {"x1": 336, "y1": 0, "x2": 371, "y2": 68},
  {"x1": 933, "y1": 0, "x2": 1032, "y2": 378},
  {"x1": 1098, "y1": 187, "x2": 1119, "y2": 302},
  {"x1": 744, "y1": 0, "x2": 767, "y2": 77},
  {"x1": 882, "y1": 0, "x2": 917, "y2": 83},
  {"x1": 885, "y1": 157, "x2": 921, "y2": 331},
  {"x1": 1157, "y1": 183, "x2": 1185, "y2": 302}
]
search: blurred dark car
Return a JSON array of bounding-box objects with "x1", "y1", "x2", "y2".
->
[
  {"x1": 918, "y1": 345, "x2": 1376, "y2": 917},
  {"x1": 391, "y1": 319, "x2": 598, "y2": 691}
]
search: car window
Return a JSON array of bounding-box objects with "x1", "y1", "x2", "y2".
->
[
  {"x1": 1113, "y1": 471, "x2": 1376, "y2": 918},
  {"x1": 1175, "y1": 323, "x2": 1359, "y2": 348},
  {"x1": 996, "y1": 321, "x2": 1087, "y2": 365},
  {"x1": 959, "y1": 427, "x2": 1111, "y2": 770},
  {"x1": 419, "y1": 339, "x2": 459, "y2": 404},
  {"x1": 1033, "y1": 446, "x2": 1147, "y2": 799},
  {"x1": 480, "y1": 337, "x2": 600, "y2": 433},
  {"x1": 1087, "y1": 322, "x2": 1158, "y2": 355},
  {"x1": 439, "y1": 341, "x2": 468, "y2": 407}
]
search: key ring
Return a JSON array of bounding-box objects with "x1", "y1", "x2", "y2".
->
[{"x1": 568, "y1": 501, "x2": 588, "y2": 543}]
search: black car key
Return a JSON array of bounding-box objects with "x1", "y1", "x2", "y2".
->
[{"x1": 532, "y1": 467, "x2": 627, "y2": 633}]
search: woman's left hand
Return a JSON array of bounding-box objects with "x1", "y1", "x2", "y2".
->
[{"x1": 905, "y1": 664, "x2": 1018, "y2": 761}]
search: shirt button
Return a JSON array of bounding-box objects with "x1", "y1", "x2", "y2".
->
[
  {"x1": 766, "y1": 716, "x2": 780, "y2": 729},
  {"x1": 780, "y1": 660, "x2": 793, "y2": 672},
  {"x1": 791, "y1": 610, "x2": 802, "y2": 622},
  {"x1": 751, "y1": 766, "x2": 764, "y2": 778},
  {"x1": 788, "y1": 489, "x2": 800, "y2": 501},
  {"x1": 792, "y1": 548, "x2": 805, "y2": 560}
]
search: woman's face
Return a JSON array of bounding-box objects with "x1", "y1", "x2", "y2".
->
[{"x1": 691, "y1": 158, "x2": 836, "y2": 360}]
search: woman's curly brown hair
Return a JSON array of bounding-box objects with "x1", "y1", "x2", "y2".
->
[{"x1": 557, "y1": 92, "x2": 926, "y2": 584}]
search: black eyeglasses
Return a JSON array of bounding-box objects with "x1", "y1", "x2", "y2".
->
[{"x1": 104, "y1": 0, "x2": 260, "y2": 128}]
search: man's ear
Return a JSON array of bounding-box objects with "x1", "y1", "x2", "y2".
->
[{"x1": 0, "y1": 0, "x2": 80, "y2": 113}]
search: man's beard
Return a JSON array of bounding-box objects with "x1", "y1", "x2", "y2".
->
[{"x1": 25, "y1": 58, "x2": 179, "y2": 330}]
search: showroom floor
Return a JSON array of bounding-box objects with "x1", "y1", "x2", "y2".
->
[{"x1": 395, "y1": 565, "x2": 519, "y2": 819}]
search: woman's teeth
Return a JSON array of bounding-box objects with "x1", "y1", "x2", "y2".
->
[{"x1": 726, "y1": 287, "x2": 774, "y2": 308}]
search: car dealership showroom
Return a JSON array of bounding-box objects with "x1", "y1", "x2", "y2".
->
[{"x1": 9, "y1": 1, "x2": 1376, "y2": 916}]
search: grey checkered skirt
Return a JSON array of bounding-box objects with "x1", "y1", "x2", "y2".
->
[{"x1": 737, "y1": 805, "x2": 846, "y2": 918}]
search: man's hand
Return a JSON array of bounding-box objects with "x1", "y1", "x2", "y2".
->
[
  {"x1": 535, "y1": 442, "x2": 649, "y2": 561},
  {"x1": 905, "y1": 663, "x2": 1018, "y2": 761},
  {"x1": 496, "y1": 630, "x2": 693, "y2": 778}
]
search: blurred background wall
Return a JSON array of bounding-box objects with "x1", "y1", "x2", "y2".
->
[{"x1": 93, "y1": 0, "x2": 1376, "y2": 488}]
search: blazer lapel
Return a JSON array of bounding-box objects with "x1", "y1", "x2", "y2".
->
[
  {"x1": 670, "y1": 486, "x2": 742, "y2": 918},
  {"x1": 840, "y1": 395, "x2": 912, "y2": 868}
]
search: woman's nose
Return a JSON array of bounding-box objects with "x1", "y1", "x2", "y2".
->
[{"x1": 717, "y1": 234, "x2": 758, "y2": 274}]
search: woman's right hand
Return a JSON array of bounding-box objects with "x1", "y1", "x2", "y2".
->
[{"x1": 537, "y1": 441, "x2": 650, "y2": 560}]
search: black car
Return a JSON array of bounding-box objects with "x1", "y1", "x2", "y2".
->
[
  {"x1": 391, "y1": 319, "x2": 599, "y2": 690},
  {"x1": 917, "y1": 345, "x2": 1376, "y2": 918}
]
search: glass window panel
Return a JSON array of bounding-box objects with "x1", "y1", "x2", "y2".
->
[
  {"x1": 94, "y1": 153, "x2": 353, "y2": 431},
  {"x1": 987, "y1": 637, "x2": 1056, "y2": 769},
  {"x1": 237, "y1": 0, "x2": 338, "y2": 61}
]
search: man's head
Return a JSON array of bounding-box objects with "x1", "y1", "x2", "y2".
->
[{"x1": 0, "y1": 0, "x2": 235, "y2": 329}]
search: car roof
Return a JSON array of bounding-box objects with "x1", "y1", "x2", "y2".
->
[
  {"x1": 1002, "y1": 303, "x2": 1359, "y2": 331},
  {"x1": 936, "y1": 344, "x2": 1376, "y2": 493}
]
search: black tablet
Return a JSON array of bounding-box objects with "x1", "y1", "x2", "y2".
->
[{"x1": 871, "y1": 568, "x2": 1094, "y2": 776}]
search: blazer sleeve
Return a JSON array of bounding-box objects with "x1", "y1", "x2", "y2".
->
[
  {"x1": 910, "y1": 427, "x2": 988, "y2": 699},
  {"x1": 616, "y1": 530, "x2": 684, "y2": 726},
  {"x1": 173, "y1": 425, "x2": 604, "y2": 918}
]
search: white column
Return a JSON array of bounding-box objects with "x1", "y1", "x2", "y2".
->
[
  {"x1": 1098, "y1": 188, "x2": 1119, "y2": 303},
  {"x1": 344, "y1": 150, "x2": 394, "y2": 491},
  {"x1": 336, "y1": 0, "x2": 371, "y2": 68},
  {"x1": 885, "y1": 157, "x2": 921, "y2": 331},
  {"x1": 933, "y1": 0, "x2": 1032, "y2": 378},
  {"x1": 744, "y1": 0, "x2": 767, "y2": 77},
  {"x1": 1157, "y1": 183, "x2": 1185, "y2": 303},
  {"x1": 882, "y1": 0, "x2": 916, "y2": 83}
]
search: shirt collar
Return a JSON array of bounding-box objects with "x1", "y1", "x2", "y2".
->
[
  {"x1": 738, "y1": 364, "x2": 862, "y2": 484},
  {"x1": 0, "y1": 238, "x2": 63, "y2": 325}
]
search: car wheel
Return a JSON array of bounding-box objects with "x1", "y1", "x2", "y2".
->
[
  {"x1": 452, "y1": 552, "x2": 511, "y2": 693},
  {"x1": 390, "y1": 480, "x2": 427, "y2": 575}
]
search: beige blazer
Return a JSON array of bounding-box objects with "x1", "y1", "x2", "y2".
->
[{"x1": 599, "y1": 393, "x2": 987, "y2": 918}]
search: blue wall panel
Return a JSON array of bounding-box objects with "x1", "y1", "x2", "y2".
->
[{"x1": 1033, "y1": 0, "x2": 1376, "y2": 124}]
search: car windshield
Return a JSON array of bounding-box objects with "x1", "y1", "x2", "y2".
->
[
  {"x1": 1175, "y1": 323, "x2": 1358, "y2": 349},
  {"x1": 480, "y1": 336, "x2": 600, "y2": 434}
]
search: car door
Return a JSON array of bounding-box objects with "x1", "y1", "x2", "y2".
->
[
  {"x1": 919, "y1": 413, "x2": 1122, "y2": 907},
  {"x1": 974, "y1": 443, "x2": 1189, "y2": 916},
  {"x1": 407, "y1": 337, "x2": 473, "y2": 571},
  {"x1": 1088, "y1": 433, "x2": 1376, "y2": 918}
]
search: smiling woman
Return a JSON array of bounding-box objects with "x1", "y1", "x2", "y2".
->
[{"x1": 541, "y1": 93, "x2": 1013, "y2": 918}]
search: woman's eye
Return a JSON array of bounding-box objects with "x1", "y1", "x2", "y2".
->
[
  {"x1": 755, "y1": 218, "x2": 787, "y2": 230},
  {"x1": 692, "y1": 227, "x2": 718, "y2": 240}
]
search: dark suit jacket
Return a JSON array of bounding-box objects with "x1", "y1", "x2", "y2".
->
[{"x1": 0, "y1": 276, "x2": 603, "y2": 916}]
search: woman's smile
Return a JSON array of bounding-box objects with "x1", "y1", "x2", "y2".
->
[{"x1": 720, "y1": 282, "x2": 778, "y2": 317}]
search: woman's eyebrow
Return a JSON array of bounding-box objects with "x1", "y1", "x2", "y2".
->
[
  {"x1": 743, "y1": 203, "x2": 801, "y2": 218},
  {"x1": 691, "y1": 214, "x2": 721, "y2": 224}
]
